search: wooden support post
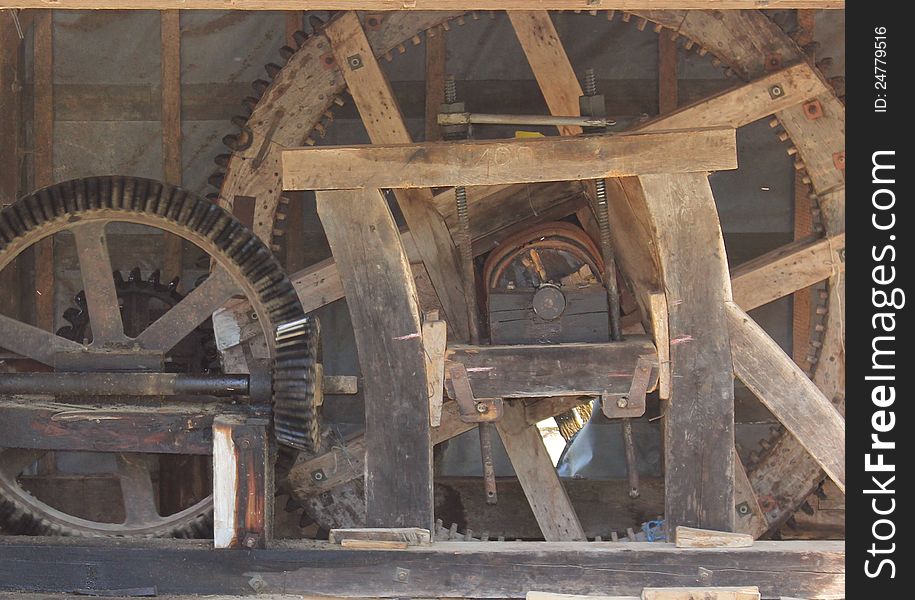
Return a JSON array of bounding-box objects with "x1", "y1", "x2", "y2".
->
[
  {"x1": 1, "y1": 14, "x2": 24, "y2": 320},
  {"x1": 424, "y1": 25, "x2": 446, "y2": 141},
  {"x1": 639, "y1": 173, "x2": 735, "y2": 532},
  {"x1": 495, "y1": 401, "x2": 586, "y2": 541},
  {"x1": 33, "y1": 10, "x2": 54, "y2": 331},
  {"x1": 658, "y1": 32, "x2": 678, "y2": 115},
  {"x1": 316, "y1": 188, "x2": 433, "y2": 530},
  {"x1": 160, "y1": 10, "x2": 184, "y2": 283},
  {"x1": 213, "y1": 416, "x2": 272, "y2": 549},
  {"x1": 324, "y1": 11, "x2": 470, "y2": 342},
  {"x1": 725, "y1": 302, "x2": 845, "y2": 492}
]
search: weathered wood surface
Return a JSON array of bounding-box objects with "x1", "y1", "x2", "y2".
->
[
  {"x1": 641, "y1": 589, "x2": 759, "y2": 600},
  {"x1": 0, "y1": 537, "x2": 846, "y2": 599},
  {"x1": 424, "y1": 25, "x2": 446, "y2": 141},
  {"x1": 495, "y1": 402, "x2": 586, "y2": 541},
  {"x1": 725, "y1": 303, "x2": 845, "y2": 492},
  {"x1": 0, "y1": 398, "x2": 260, "y2": 455},
  {"x1": 508, "y1": 10, "x2": 583, "y2": 137},
  {"x1": 316, "y1": 188, "x2": 433, "y2": 530},
  {"x1": 639, "y1": 173, "x2": 735, "y2": 532},
  {"x1": 32, "y1": 10, "x2": 54, "y2": 332},
  {"x1": 212, "y1": 416, "x2": 272, "y2": 549},
  {"x1": 730, "y1": 233, "x2": 845, "y2": 311},
  {"x1": 329, "y1": 527, "x2": 431, "y2": 545},
  {"x1": 325, "y1": 11, "x2": 469, "y2": 342},
  {"x1": 422, "y1": 316, "x2": 447, "y2": 427},
  {"x1": 658, "y1": 32, "x2": 678, "y2": 115},
  {"x1": 445, "y1": 338, "x2": 657, "y2": 399},
  {"x1": 283, "y1": 128, "x2": 737, "y2": 190},
  {"x1": 675, "y1": 526, "x2": 753, "y2": 549},
  {"x1": 0, "y1": 1, "x2": 847, "y2": 9},
  {"x1": 160, "y1": 9, "x2": 184, "y2": 282}
]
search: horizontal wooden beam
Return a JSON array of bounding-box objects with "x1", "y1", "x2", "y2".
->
[
  {"x1": 0, "y1": 1, "x2": 847, "y2": 10},
  {"x1": 731, "y1": 233, "x2": 845, "y2": 311},
  {"x1": 446, "y1": 338, "x2": 657, "y2": 399},
  {"x1": 283, "y1": 128, "x2": 737, "y2": 190},
  {"x1": 0, "y1": 399, "x2": 265, "y2": 454},
  {"x1": 0, "y1": 536, "x2": 845, "y2": 599}
]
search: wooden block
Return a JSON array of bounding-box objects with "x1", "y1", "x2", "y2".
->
[
  {"x1": 647, "y1": 292, "x2": 671, "y2": 400},
  {"x1": 213, "y1": 416, "x2": 272, "y2": 549},
  {"x1": 340, "y1": 539, "x2": 408, "y2": 550},
  {"x1": 528, "y1": 593, "x2": 637, "y2": 600},
  {"x1": 422, "y1": 317, "x2": 447, "y2": 427},
  {"x1": 674, "y1": 526, "x2": 753, "y2": 549},
  {"x1": 330, "y1": 527, "x2": 431, "y2": 545},
  {"x1": 642, "y1": 588, "x2": 759, "y2": 600}
]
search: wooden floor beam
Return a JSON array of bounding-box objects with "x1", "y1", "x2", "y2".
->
[
  {"x1": 0, "y1": 1, "x2": 848, "y2": 10},
  {"x1": 0, "y1": 536, "x2": 846, "y2": 599}
]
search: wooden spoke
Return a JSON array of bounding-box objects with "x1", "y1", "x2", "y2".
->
[
  {"x1": 725, "y1": 302, "x2": 845, "y2": 492},
  {"x1": 116, "y1": 453, "x2": 160, "y2": 526},
  {"x1": 71, "y1": 220, "x2": 127, "y2": 345},
  {"x1": 0, "y1": 313, "x2": 87, "y2": 368},
  {"x1": 324, "y1": 11, "x2": 470, "y2": 342},
  {"x1": 135, "y1": 266, "x2": 240, "y2": 353},
  {"x1": 731, "y1": 233, "x2": 845, "y2": 311}
]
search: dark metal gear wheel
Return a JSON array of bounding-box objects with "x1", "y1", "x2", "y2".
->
[
  {"x1": 0, "y1": 175, "x2": 316, "y2": 537},
  {"x1": 274, "y1": 316, "x2": 322, "y2": 451}
]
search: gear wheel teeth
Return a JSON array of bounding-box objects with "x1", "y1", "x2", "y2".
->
[
  {"x1": 308, "y1": 15, "x2": 326, "y2": 33},
  {"x1": 292, "y1": 30, "x2": 309, "y2": 47},
  {"x1": 252, "y1": 79, "x2": 270, "y2": 96},
  {"x1": 148, "y1": 269, "x2": 161, "y2": 286},
  {"x1": 273, "y1": 316, "x2": 322, "y2": 452},
  {"x1": 279, "y1": 45, "x2": 296, "y2": 61}
]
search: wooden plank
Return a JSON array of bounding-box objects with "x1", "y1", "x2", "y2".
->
[
  {"x1": 674, "y1": 526, "x2": 753, "y2": 549},
  {"x1": 732, "y1": 456, "x2": 767, "y2": 538},
  {"x1": 0, "y1": 536, "x2": 847, "y2": 600},
  {"x1": 638, "y1": 173, "x2": 735, "y2": 532},
  {"x1": 495, "y1": 402, "x2": 585, "y2": 541},
  {"x1": 730, "y1": 233, "x2": 844, "y2": 311},
  {"x1": 725, "y1": 302, "x2": 845, "y2": 492},
  {"x1": 283, "y1": 128, "x2": 738, "y2": 191},
  {"x1": 0, "y1": 1, "x2": 849, "y2": 10},
  {"x1": 32, "y1": 9, "x2": 54, "y2": 332},
  {"x1": 0, "y1": 398, "x2": 245, "y2": 454},
  {"x1": 637, "y1": 63, "x2": 830, "y2": 133},
  {"x1": 160, "y1": 10, "x2": 183, "y2": 282},
  {"x1": 324, "y1": 11, "x2": 469, "y2": 342},
  {"x1": 316, "y1": 188, "x2": 433, "y2": 530},
  {"x1": 0, "y1": 16, "x2": 24, "y2": 321},
  {"x1": 445, "y1": 338, "x2": 657, "y2": 399},
  {"x1": 642, "y1": 588, "x2": 759, "y2": 600},
  {"x1": 212, "y1": 416, "x2": 272, "y2": 549},
  {"x1": 658, "y1": 33, "x2": 678, "y2": 115},
  {"x1": 329, "y1": 527, "x2": 431, "y2": 545},
  {"x1": 648, "y1": 292, "x2": 670, "y2": 399},
  {"x1": 422, "y1": 316, "x2": 447, "y2": 427},
  {"x1": 508, "y1": 11, "x2": 582, "y2": 137},
  {"x1": 424, "y1": 25, "x2": 446, "y2": 141}
]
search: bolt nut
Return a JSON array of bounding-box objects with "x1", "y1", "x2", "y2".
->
[
  {"x1": 736, "y1": 502, "x2": 751, "y2": 516},
  {"x1": 768, "y1": 84, "x2": 784, "y2": 99},
  {"x1": 617, "y1": 396, "x2": 629, "y2": 409},
  {"x1": 347, "y1": 54, "x2": 364, "y2": 70},
  {"x1": 248, "y1": 575, "x2": 267, "y2": 592},
  {"x1": 312, "y1": 469, "x2": 326, "y2": 482},
  {"x1": 475, "y1": 402, "x2": 488, "y2": 414}
]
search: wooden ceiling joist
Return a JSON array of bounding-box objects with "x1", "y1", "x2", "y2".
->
[{"x1": 0, "y1": 1, "x2": 846, "y2": 10}]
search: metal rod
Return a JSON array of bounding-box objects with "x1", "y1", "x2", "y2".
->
[
  {"x1": 0, "y1": 372, "x2": 252, "y2": 397},
  {"x1": 621, "y1": 419, "x2": 641, "y2": 499},
  {"x1": 438, "y1": 112, "x2": 615, "y2": 128},
  {"x1": 478, "y1": 421, "x2": 498, "y2": 504}
]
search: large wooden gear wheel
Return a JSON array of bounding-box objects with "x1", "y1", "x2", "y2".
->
[{"x1": 213, "y1": 9, "x2": 845, "y2": 539}]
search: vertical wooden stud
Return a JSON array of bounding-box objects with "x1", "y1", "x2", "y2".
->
[
  {"x1": 161, "y1": 10, "x2": 184, "y2": 283},
  {"x1": 658, "y1": 33, "x2": 678, "y2": 115},
  {"x1": 424, "y1": 25, "x2": 446, "y2": 141},
  {"x1": 33, "y1": 9, "x2": 54, "y2": 332}
]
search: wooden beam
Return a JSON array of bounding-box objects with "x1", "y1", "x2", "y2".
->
[
  {"x1": 445, "y1": 338, "x2": 657, "y2": 399},
  {"x1": 324, "y1": 11, "x2": 470, "y2": 342},
  {"x1": 658, "y1": 32, "x2": 678, "y2": 115},
  {"x1": 508, "y1": 11, "x2": 582, "y2": 137},
  {"x1": 1, "y1": 14, "x2": 24, "y2": 320},
  {"x1": 725, "y1": 302, "x2": 845, "y2": 492},
  {"x1": 212, "y1": 416, "x2": 272, "y2": 549},
  {"x1": 0, "y1": 1, "x2": 849, "y2": 10},
  {"x1": 0, "y1": 536, "x2": 847, "y2": 600},
  {"x1": 160, "y1": 9, "x2": 184, "y2": 284},
  {"x1": 32, "y1": 9, "x2": 53, "y2": 331},
  {"x1": 282, "y1": 128, "x2": 738, "y2": 190},
  {"x1": 316, "y1": 187, "x2": 433, "y2": 530},
  {"x1": 424, "y1": 25, "x2": 446, "y2": 141},
  {"x1": 639, "y1": 173, "x2": 735, "y2": 532},
  {"x1": 730, "y1": 233, "x2": 845, "y2": 311},
  {"x1": 637, "y1": 62, "x2": 830, "y2": 133},
  {"x1": 495, "y1": 402, "x2": 586, "y2": 541}
]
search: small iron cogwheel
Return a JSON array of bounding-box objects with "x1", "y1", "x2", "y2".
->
[{"x1": 273, "y1": 316, "x2": 322, "y2": 452}]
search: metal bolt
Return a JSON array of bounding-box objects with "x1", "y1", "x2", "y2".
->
[
  {"x1": 617, "y1": 396, "x2": 629, "y2": 409},
  {"x1": 768, "y1": 84, "x2": 784, "y2": 99},
  {"x1": 736, "y1": 502, "x2": 751, "y2": 516},
  {"x1": 249, "y1": 312, "x2": 259, "y2": 320},
  {"x1": 583, "y1": 68, "x2": 598, "y2": 97},
  {"x1": 347, "y1": 54, "x2": 364, "y2": 70},
  {"x1": 244, "y1": 535, "x2": 258, "y2": 548},
  {"x1": 312, "y1": 469, "x2": 326, "y2": 482},
  {"x1": 394, "y1": 567, "x2": 410, "y2": 583},
  {"x1": 248, "y1": 575, "x2": 267, "y2": 592},
  {"x1": 475, "y1": 402, "x2": 488, "y2": 414}
]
